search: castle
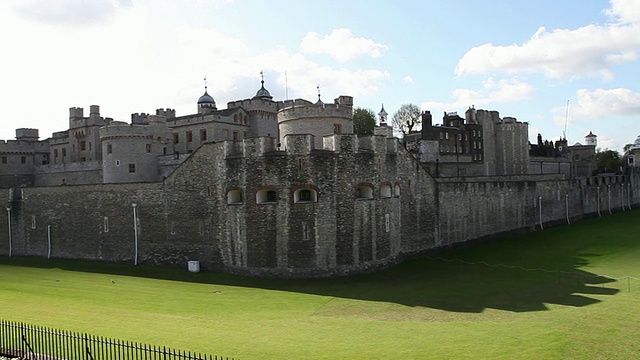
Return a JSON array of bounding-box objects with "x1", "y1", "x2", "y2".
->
[{"x1": 1, "y1": 79, "x2": 638, "y2": 277}]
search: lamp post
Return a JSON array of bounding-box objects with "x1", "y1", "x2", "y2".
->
[
  {"x1": 6, "y1": 207, "x2": 11, "y2": 257},
  {"x1": 132, "y1": 203, "x2": 138, "y2": 266}
]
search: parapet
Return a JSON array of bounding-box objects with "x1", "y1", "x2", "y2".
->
[
  {"x1": 226, "y1": 98, "x2": 278, "y2": 112},
  {"x1": 131, "y1": 113, "x2": 149, "y2": 124},
  {"x1": 69, "y1": 107, "x2": 84, "y2": 119},
  {"x1": 100, "y1": 122, "x2": 156, "y2": 140},
  {"x1": 284, "y1": 134, "x2": 315, "y2": 155},
  {"x1": 277, "y1": 97, "x2": 353, "y2": 123},
  {"x1": 156, "y1": 108, "x2": 176, "y2": 118},
  {"x1": 15, "y1": 128, "x2": 39, "y2": 142},
  {"x1": 241, "y1": 137, "x2": 278, "y2": 158}
]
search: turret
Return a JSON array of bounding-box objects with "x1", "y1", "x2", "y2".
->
[{"x1": 585, "y1": 131, "x2": 597, "y2": 147}]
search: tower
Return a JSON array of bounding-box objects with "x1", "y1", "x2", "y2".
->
[
  {"x1": 378, "y1": 104, "x2": 388, "y2": 124},
  {"x1": 197, "y1": 77, "x2": 217, "y2": 114},
  {"x1": 585, "y1": 131, "x2": 597, "y2": 147}
]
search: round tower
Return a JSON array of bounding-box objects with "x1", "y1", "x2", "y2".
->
[
  {"x1": 277, "y1": 95, "x2": 353, "y2": 149},
  {"x1": 100, "y1": 116, "x2": 170, "y2": 183}
]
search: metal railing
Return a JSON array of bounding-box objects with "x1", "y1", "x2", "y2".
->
[{"x1": 0, "y1": 320, "x2": 234, "y2": 360}]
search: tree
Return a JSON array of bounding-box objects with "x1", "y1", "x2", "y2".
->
[
  {"x1": 352, "y1": 107, "x2": 376, "y2": 136},
  {"x1": 391, "y1": 103, "x2": 422, "y2": 137},
  {"x1": 595, "y1": 149, "x2": 623, "y2": 174}
]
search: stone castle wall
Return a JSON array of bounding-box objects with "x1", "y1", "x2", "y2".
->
[{"x1": 0, "y1": 136, "x2": 638, "y2": 278}]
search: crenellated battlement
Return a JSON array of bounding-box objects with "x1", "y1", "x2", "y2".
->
[
  {"x1": 131, "y1": 113, "x2": 150, "y2": 124},
  {"x1": 227, "y1": 98, "x2": 278, "y2": 112},
  {"x1": 220, "y1": 134, "x2": 398, "y2": 159},
  {"x1": 100, "y1": 122, "x2": 156, "y2": 140},
  {"x1": 69, "y1": 107, "x2": 84, "y2": 119},
  {"x1": 156, "y1": 108, "x2": 176, "y2": 118},
  {"x1": 0, "y1": 139, "x2": 48, "y2": 153},
  {"x1": 277, "y1": 96, "x2": 353, "y2": 123}
]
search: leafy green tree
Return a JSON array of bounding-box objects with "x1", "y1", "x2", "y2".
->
[
  {"x1": 595, "y1": 149, "x2": 623, "y2": 174},
  {"x1": 391, "y1": 103, "x2": 422, "y2": 137},
  {"x1": 352, "y1": 107, "x2": 377, "y2": 136}
]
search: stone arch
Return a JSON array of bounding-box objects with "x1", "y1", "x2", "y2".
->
[
  {"x1": 356, "y1": 183, "x2": 374, "y2": 200},
  {"x1": 226, "y1": 188, "x2": 243, "y2": 205}
]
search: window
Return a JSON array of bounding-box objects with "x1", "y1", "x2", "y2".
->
[
  {"x1": 173, "y1": 133, "x2": 179, "y2": 144},
  {"x1": 385, "y1": 214, "x2": 390, "y2": 233},
  {"x1": 629, "y1": 156, "x2": 634, "y2": 165},
  {"x1": 128, "y1": 163, "x2": 136, "y2": 173},
  {"x1": 115, "y1": 160, "x2": 121, "y2": 166},
  {"x1": 233, "y1": 131, "x2": 238, "y2": 141},
  {"x1": 1, "y1": 156, "x2": 7, "y2": 164},
  {"x1": 445, "y1": 132, "x2": 449, "y2": 140},
  {"x1": 80, "y1": 157, "x2": 86, "y2": 162},
  {"x1": 333, "y1": 124, "x2": 342, "y2": 134},
  {"x1": 300, "y1": 190, "x2": 312, "y2": 201},
  {"x1": 380, "y1": 184, "x2": 392, "y2": 198},
  {"x1": 479, "y1": 142, "x2": 482, "y2": 149},
  {"x1": 243, "y1": 116, "x2": 248, "y2": 125},
  {"x1": 294, "y1": 188, "x2": 317, "y2": 203},
  {"x1": 302, "y1": 223, "x2": 310, "y2": 240},
  {"x1": 227, "y1": 189, "x2": 243, "y2": 204},
  {"x1": 394, "y1": 184, "x2": 401, "y2": 197},
  {"x1": 439, "y1": 132, "x2": 443, "y2": 139},
  {"x1": 54, "y1": 149, "x2": 59, "y2": 157},
  {"x1": 106, "y1": 144, "x2": 112, "y2": 154},
  {"x1": 256, "y1": 189, "x2": 278, "y2": 204},
  {"x1": 186, "y1": 131, "x2": 193, "y2": 142},
  {"x1": 21, "y1": 156, "x2": 26, "y2": 164},
  {"x1": 297, "y1": 157, "x2": 304, "y2": 171},
  {"x1": 103, "y1": 217, "x2": 109, "y2": 233},
  {"x1": 146, "y1": 144, "x2": 151, "y2": 153},
  {"x1": 62, "y1": 148, "x2": 66, "y2": 157},
  {"x1": 356, "y1": 184, "x2": 374, "y2": 199},
  {"x1": 80, "y1": 141, "x2": 86, "y2": 151},
  {"x1": 200, "y1": 129, "x2": 207, "y2": 141}
]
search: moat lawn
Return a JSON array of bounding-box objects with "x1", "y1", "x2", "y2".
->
[{"x1": 1, "y1": 210, "x2": 640, "y2": 359}]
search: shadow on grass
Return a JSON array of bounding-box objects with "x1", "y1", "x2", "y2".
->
[
  {"x1": 0, "y1": 253, "x2": 619, "y2": 313},
  {"x1": 4, "y1": 211, "x2": 638, "y2": 313}
]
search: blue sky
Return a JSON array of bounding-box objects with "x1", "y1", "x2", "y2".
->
[{"x1": 1, "y1": 0, "x2": 638, "y2": 151}]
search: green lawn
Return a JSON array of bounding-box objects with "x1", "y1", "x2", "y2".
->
[{"x1": 2, "y1": 210, "x2": 640, "y2": 359}]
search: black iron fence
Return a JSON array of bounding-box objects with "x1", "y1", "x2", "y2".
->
[{"x1": 0, "y1": 320, "x2": 234, "y2": 360}]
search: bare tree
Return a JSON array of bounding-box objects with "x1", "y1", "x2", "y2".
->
[{"x1": 391, "y1": 103, "x2": 422, "y2": 137}]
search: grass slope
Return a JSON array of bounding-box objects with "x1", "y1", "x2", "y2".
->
[{"x1": 1, "y1": 210, "x2": 640, "y2": 359}]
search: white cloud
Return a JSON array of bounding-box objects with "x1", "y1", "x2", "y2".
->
[
  {"x1": 421, "y1": 78, "x2": 534, "y2": 112},
  {"x1": 10, "y1": 0, "x2": 132, "y2": 25},
  {"x1": 456, "y1": 1, "x2": 640, "y2": 79},
  {"x1": 605, "y1": 0, "x2": 640, "y2": 24},
  {"x1": 300, "y1": 28, "x2": 388, "y2": 62},
  {"x1": 402, "y1": 76, "x2": 414, "y2": 84},
  {"x1": 567, "y1": 88, "x2": 640, "y2": 119}
]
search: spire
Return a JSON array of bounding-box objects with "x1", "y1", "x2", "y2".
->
[
  {"x1": 197, "y1": 76, "x2": 217, "y2": 111},
  {"x1": 253, "y1": 70, "x2": 273, "y2": 99},
  {"x1": 316, "y1": 84, "x2": 324, "y2": 105},
  {"x1": 378, "y1": 103, "x2": 388, "y2": 124}
]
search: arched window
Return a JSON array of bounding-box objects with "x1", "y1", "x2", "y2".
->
[
  {"x1": 394, "y1": 183, "x2": 401, "y2": 197},
  {"x1": 294, "y1": 188, "x2": 317, "y2": 203},
  {"x1": 227, "y1": 189, "x2": 243, "y2": 205},
  {"x1": 256, "y1": 189, "x2": 278, "y2": 204},
  {"x1": 356, "y1": 184, "x2": 374, "y2": 200},
  {"x1": 380, "y1": 184, "x2": 392, "y2": 199}
]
